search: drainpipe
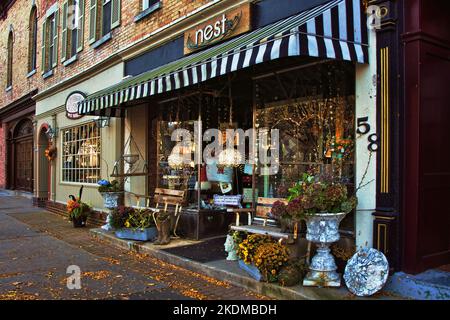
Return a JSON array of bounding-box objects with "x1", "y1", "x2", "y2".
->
[
  {"x1": 51, "y1": 114, "x2": 57, "y2": 202},
  {"x1": 32, "y1": 117, "x2": 38, "y2": 200}
]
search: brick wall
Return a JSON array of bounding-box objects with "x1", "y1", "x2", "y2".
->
[
  {"x1": 0, "y1": 0, "x2": 40, "y2": 108},
  {"x1": 0, "y1": 0, "x2": 212, "y2": 110},
  {"x1": 46, "y1": 200, "x2": 108, "y2": 227}
]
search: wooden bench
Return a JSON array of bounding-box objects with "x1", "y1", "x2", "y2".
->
[
  {"x1": 229, "y1": 197, "x2": 297, "y2": 244},
  {"x1": 128, "y1": 188, "x2": 185, "y2": 237}
]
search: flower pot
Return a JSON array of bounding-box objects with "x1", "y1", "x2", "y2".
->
[
  {"x1": 115, "y1": 227, "x2": 158, "y2": 241},
  {"x1": 238, "y1": 260, "x2": 265, "y2": 282},
  {"x1": 303, "y1": 212, "x2": 347, "y2": 287},
  {"x1": 72, "y1": 216, "x2": 87, "y2": 228},
  {"x1": 100, "y1": 192, "x2": 123, "y2": 209}
]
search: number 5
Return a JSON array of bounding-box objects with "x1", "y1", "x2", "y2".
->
[{"x1": 357, "y1": 117, "x2": 371, "y2": 135}]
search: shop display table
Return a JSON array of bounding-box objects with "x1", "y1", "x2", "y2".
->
[{"x1": 177, "y1": 208, "x2": 235, "y2": 240}]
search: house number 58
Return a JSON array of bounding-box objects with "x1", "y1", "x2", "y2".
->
[{"x1": 357, "y1": 117, "x2": 379, "y2": 152}]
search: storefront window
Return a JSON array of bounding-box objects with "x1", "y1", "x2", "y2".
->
[
  {"x1": 254, "y1": 61, "x2": 356, "y2": 231},
  {"x1": 157, "y1": 120, "x2": 197, "y2": 205},
  {"x1": 61, "y1": 122, "x2": 101, "y2": 184}
]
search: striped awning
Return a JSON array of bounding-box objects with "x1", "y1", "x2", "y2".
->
[{"x1": 79, "y1": 0, "x2": 368, "y2": 116}]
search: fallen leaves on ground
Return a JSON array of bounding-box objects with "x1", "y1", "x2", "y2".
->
[
  {"x1": 0, "y1": 290, "x2": 39, "y2": 300},
  {"x1": 0, "y1": 272, "x2": 23, "y2": 279},
  {"x1": 81, "y1": 270, "x2": 112, "y2": 280}
]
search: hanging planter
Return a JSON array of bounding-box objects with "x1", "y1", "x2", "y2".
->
[{"x1": 45, "y1": 146, "x2": 57, "y2": 161}]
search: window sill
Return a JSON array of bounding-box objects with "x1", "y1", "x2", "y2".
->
[
  {"x1": 63, "y1": 54, "x2": 78, "y2": 67},
  {"x1": 92, "y1": 32, "x2": 112, "y2": 50},
  {"x1": 5, "y1": 85, "x2": 12, "y2": 93},
  {"x1": 42, "y1": 69, "x2": 54, "y2": 79},
  {"x1": 134, "y1": 2, "x2": 162, "y2": 23},
  {"x1": 27, "y1": 69, "x2": 37, "y2": 78}
]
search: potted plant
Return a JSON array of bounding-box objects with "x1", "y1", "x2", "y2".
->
[
  {"x1": 97, "y1": 179, "x2": 123, "y2": 209},
  {"x1": 236, "y1": 234, "x2": 287, "y2": 281},
  {"x1": 253, "y1": 242, "x2": 290, "y2": 283},
  {"x1": 268, "y1": 200, "x2": 303, "y2": 233},
  {"x1": 67, "y1": 186, "x2": 91, "y2": 228},
  {"x1": 286, "y1": 174, "x2": 357, "y2": 287},
  {"x1": 111, "y1": 206, "x2": 158, "y2": 241}
]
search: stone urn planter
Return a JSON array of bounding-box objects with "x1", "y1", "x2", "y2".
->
[
  {"x1": 303, "y1": 212, "x2": 347, "y2": 287},
  {"x1": 100, "y1": 192, "x2": 123, "y2": 231},
  {"x1": 100, "y1": 192, "x2": 123, "y2": 209}
]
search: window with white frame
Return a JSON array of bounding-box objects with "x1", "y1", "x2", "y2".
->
[
  {"x1": 142, "y1": 0, "x2": 159, "y2": 11},
  {"x1": 88, "y1": 0, "x2": 121, "y2": 45},
  {"x1": 62, "y1": 122, "x2": 101, "y2": 184},
  {"x1": 61, "y1": 0, "x2": 85, "y2": 63}
]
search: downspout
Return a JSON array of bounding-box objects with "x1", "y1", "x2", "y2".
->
[{"x1": 51, "y1": 114, "x2": 57, "y2": 202}]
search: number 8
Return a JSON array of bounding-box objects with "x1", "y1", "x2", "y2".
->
[{"x1": 368, "y1": 133, "x2": 379, "y2": 151}]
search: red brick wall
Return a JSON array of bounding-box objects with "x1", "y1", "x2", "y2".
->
[{"x1": 0, "y1": 0, "x2": 212, "y2": 110}]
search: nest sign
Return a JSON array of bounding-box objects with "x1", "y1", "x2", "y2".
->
[{"x1": 184, "y1": 3, "x2": 252, "y2": 54}]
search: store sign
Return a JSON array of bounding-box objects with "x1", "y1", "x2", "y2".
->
[
  {"x1": 65, "y1": 91, "x2": 86, "y2": 120},
  {"x1": 184, "y1": 3, "x2": 252, "y2": 54}
]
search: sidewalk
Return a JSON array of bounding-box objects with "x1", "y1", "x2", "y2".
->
[
  {"x1": 0, "y1": 193, "x2": 267, "y2": 300},
  {"x1": 4, "y1": 193, "x2": 448, "y2": 300}
]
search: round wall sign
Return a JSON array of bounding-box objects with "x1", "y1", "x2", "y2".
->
[{"x1": 65, "y1": 91, "x2": 86, "y2": 120}]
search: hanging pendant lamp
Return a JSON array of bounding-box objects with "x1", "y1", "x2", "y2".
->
[{"x1": 218, "y1": 76, "x2": 242, "y2": 168}]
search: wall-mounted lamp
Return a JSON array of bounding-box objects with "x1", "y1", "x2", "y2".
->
[
  {"x1": 46, "y1": 125, "x2": 58, "y2": 140},
  {"x1": 93, "y1": 116, "x2": 110, "y2": 128}
]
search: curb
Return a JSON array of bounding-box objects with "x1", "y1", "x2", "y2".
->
[{"x1": 90, "y1": 228, "x2": 359, "y2": 300}]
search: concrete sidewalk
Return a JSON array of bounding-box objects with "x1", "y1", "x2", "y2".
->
[
  {"x1": 4, "y1": 193, "x2": 447, "y2": 300},
  {"x1": 0, "y1": 193, "x2": 267, "y2": 300}
]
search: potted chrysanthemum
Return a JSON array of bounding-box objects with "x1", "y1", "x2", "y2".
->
[{"x1": 67, "y1": 186, "x2": 91, "y2": 228}]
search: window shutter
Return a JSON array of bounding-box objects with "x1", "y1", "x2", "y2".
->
[
  {"x1": 89, "y1": 0, "x2": 97, "y2": 44},
  {"x1": 41, "y1": 19, "x2": 47, "y2": 74},
  {"x1": 52, "y1": 9, "x2": 59, "y2": 68},
  {"x1": 61, "y1": 1, "x2": 68, "y2": 62},
  {"x1": 77, "y1": 0, "x2": 85, "y2": 52},
  {"x1": 111, "y1": 0, "x2": 120, "y2": 29}
]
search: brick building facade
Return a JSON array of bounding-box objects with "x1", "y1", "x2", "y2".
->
[{"x1": 0, "y1": 0, "x2": 212, "y2": 192}]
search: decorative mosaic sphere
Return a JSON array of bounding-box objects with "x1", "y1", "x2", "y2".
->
[{"x1": 344, "y1": 248, "x2": 389, "y2": 296}]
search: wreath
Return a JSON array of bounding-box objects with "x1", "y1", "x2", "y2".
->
[{"x1": 45, "y1": 146, "x2": 57, "y2": 161}]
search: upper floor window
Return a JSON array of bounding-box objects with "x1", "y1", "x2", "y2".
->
[
  {"x1": 142, "y1": 0, "x2": 159, "y2": 11},
  {"x1": 42, "y1": 9, "x2": 59, "y2": 75},
  {"x1": 61, "y1": 0, "x2": 85, "y2": 63},
  {"x1": 135, "y1": 0, "x2": 161, "y2": 22},
  {"x1": 89, "y1": 0, "x2": 120, "y2": 45},
  {"x1": 28, "y1": 6, "x2": 38, "y2": 73},
  {"x1": 6, "y1": 30, "x2": 13, "y2": 88}
]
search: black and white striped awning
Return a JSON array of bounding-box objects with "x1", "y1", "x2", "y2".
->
[{"x1": 79, "y1": 0, "x2": 368, "y2": 116}]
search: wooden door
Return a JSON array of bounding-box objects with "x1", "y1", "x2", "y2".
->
[{"x1": 15, "y1": 139, "x2": 33, "y2": 192}]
